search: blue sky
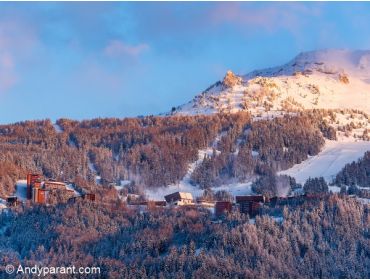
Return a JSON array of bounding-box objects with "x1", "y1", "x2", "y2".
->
[{"x1": 1, "y1": 2, "x2": 370, "y2": 123}]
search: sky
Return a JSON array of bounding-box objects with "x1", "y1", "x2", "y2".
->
[{"x1": 1, "y1": 2, "x2": 370, "y2": 124}]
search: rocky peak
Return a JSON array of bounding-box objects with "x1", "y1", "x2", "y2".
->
[{"x1": 222, "y1": 70, "x2": 242, "y2": 88}]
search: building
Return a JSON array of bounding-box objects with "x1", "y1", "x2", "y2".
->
[
  {"x1": 128, "y1": 200, "x2": 167, "y2": 207},
  {"x1": 26, "y1": 173, "x2": 41, "y2": 200},
  {"x1": 196, "y1": 198, "x2": 215, "y2": 208},
  {"x1": 68, "y1": 193, "x2": 96, "y2": 203},
  {"x1": 44, "y1": 180, "x2": 68, "y2": 190},
  {"x1": 32, "y1": 188, "x2": 49, "y2": 204},
  {"x1": 164, "y1": 192, "x2": 194, "y2": 206},
  {"x1": 6, "y1": 196, "x2": 19, "y2": 207},
  {"x1": 215, "y1": 201, "x2": 232, "y2": 216},
  {"x1": 25, "y1": 174, "x2": 75, "y2": 204},
  {"x1": 236, "y1": 195, "x2": 267, "y2": 217},
  {"x1": 269, "y1": 196, "x2": 300, "y2": 207}
]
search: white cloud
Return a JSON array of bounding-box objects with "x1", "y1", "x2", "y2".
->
[{"x1": 104, "y1": 40, "x2": 149, "y2": 58}]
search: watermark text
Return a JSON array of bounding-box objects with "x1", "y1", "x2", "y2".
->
[{"x1": 4, "y1": 264, "x2": 100, "y2": 277}]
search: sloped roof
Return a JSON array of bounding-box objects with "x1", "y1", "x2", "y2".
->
[{"x1": 165, "y1": 192, "x2": 193, "y2": 202}]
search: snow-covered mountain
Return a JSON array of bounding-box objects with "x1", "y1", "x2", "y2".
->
[{"x1": 171, "y1": 49, "x2": 370, "y2": 117}]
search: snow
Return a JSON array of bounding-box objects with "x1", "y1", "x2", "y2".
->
[
  {"x1": 252, "y1": 150, "x2": 259, "y2": 157},
  {"x1": 272, "y1": 216, "x2": 284, "y2": 223},
  {"x1": 53, "y1": 123, "x2": 63, "y2": 133},
  {"x1": 279, "y1": 140, "x2": 370, "y2": 185},
  {"x1": 88, "y1": 160, "x2": 97, "y2": 173},
  {"x1": 88, "y1": 159, "x2": 101, "y2": 185},
  {"x1": 172, "y1": 49, "x2": 370, "y2": 117},
  {"x1": 113, "y1": 180, "x2": 131, "y2": 191},
  {"x1": 356, "y1": 197, "x2": 370, "y2": 205},
  {"x1": 329, "y1": 185, "x2": 341, "y2": 193},
  {"x1": 15, "y1": 180, "x2": 28, "y2": 201},
  {"x1": 95, "y1": 176, "x2": 102, "y2": 185},
  {"x1": 0, "y1": 198, "x2": 7, "y2": 210},
  {"x1": 68, "y1": 138, "x2": 77, "y2": 148},
  {"x1": 114, "y1": 185, "x2": 125, "y2": 191},
  {"x1": 65, "y1": 183, "x2": 81, "y2": 196},
  {"x1": 120, "y1": 180, "x2": 131, "y2": 186}
]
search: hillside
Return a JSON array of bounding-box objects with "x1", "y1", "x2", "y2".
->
[{"x1": 165, "y1": 50, "x2": 370, "y2": 197}]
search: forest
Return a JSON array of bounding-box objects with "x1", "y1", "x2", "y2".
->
[
  {"x1": 0, "y1": 194, "x2": 369, "y2": 278},
  {"x1": 0, "y1": 110, "x2": 337, "y2": 198},
  {"x1": 335, "y1": 151, "x2": 370, "y2": 189}
]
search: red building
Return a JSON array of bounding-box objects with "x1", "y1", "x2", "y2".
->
[
  {"x1": 33, "y1": 188, "x2": 48, "y2": 204},
  {"x1": 236, "y1": 195, "x2": 267, "y2": 217},
  {"x1": 215, "y1": 201, "x2": 233, "y2": 216},
  {"x1": 26, "y1": 173, "x2": 41, "y2": 200}
]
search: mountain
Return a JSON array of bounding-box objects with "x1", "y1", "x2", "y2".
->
[{"x1": 171, "y1": 49, "x2": 370, "y2": 117}]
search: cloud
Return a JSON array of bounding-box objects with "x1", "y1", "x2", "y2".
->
[
  {"x1": 0, "y1": 18, "x2": 39, "y2": 94},
  {"x1": 0, "y1": 52, "x2": 17, "y2": 93},
  {"x1": 208, "y1": 2, "x2": 322, "y2": 33},
  {"x1": 104, "y1": 40, "x2": 149, "y2": 58}
]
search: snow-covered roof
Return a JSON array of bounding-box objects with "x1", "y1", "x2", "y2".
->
[{"x1": 164, "y1": 191, "x2": 193, "y2": 202}]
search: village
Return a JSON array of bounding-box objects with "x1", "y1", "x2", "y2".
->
[{"x1": 0, "y1": 173, "x2": 329, "y2": 218}]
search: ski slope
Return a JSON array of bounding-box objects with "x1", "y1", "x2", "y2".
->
[
  {"x1": 279, "y1": 140, "x2": 370, "y2": 184},
  {"x1": 145, "y1": 133, "x2": 254, "y2": 200}
]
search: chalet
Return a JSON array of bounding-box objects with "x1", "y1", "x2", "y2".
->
[{"x1": 164, "y1": 192, "x2": 194, "y2": 206}]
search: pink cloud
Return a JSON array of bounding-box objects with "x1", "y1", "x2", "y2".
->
[
  {"x1": 0, "y1": 19, "x2": 39, "y2": 94},
  {"x1": 104, "y1": 40, "x2": 149, "y2": 58},
  {"x1": 208, "y1": 2, "x2": 322, "y2": 33},
  {"x1": 0, "y1": 52, "x2": 17, "y2": 93}
]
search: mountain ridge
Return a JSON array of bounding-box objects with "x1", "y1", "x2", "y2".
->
[{"x1": 171, "y1": 49, "x2": 370, "y2": 117}]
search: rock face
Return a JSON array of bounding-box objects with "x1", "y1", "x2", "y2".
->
[
  {"x1": 171, "y1": 49, "x2": 370, "y2": 116},
  {"x1": 339, "y1": 73, "x2": 350, "y2": 84},
  {"x1": 222, "y1": 70, "x2": 242, "y2": 88}
]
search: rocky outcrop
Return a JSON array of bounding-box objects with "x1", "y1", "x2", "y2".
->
[
  {"x1": 339, "y1": 73, "x2": 350, "y2": 84},
  {"x1": 222, "y1": 70, "x2": 242, "y2": 88}
]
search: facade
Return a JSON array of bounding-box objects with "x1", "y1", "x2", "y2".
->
[
  {"x1": 215, "y1": 201, "x2": 232, "y2": 216},
  {"x1": 26, "y1": 173, "x2": 41, "y2": 200},
  {"x1": 33, "y1": 188, "x2": 48, "y2": 204},
  {"x1": 164, "y1": 192, "x2": 194, "y2": 206},
  {"x1": 68, "y1": 193, "x2": 96, "y2": 203},
  {"x1": 196, "y1": 199, "x2": 215, "y2": 208},
  {"x1": 236, "y1": 195, "x2": 267, "y2": 217},
  {"x1": 44, "y1": 180, "x2": 67, "y2": 190}
]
